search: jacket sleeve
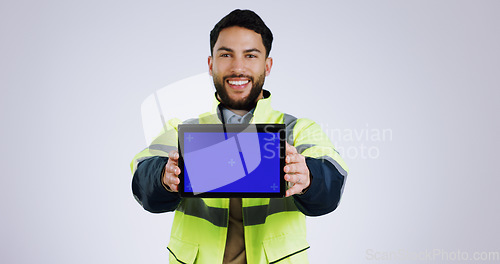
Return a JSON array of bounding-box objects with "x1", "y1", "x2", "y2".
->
[
  {"x1": 132, "y1": 156, "x2": 181, "y2": 213},
  {"x1": 130, "y1": 118, "x2": 183, "y2": 213},
  {"x1": 286, "y1": 117, "x2": 349, "y2": 216},
  {"x1": 293, "y1": 157, "x2": 345, "y2": 216}
]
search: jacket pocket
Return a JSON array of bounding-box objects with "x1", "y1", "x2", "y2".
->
[
  {"x1": 167, "y1": 236, "x2": 199, "y2": 264},
  {"x1": 262, "y1": 234, "x2": 310, "y2": 264}
]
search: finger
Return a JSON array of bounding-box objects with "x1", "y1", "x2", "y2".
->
[
  {"x1": 284, "y1": 164, "x2": 308, "y2": 175},
  {"x1": 168, "y1": 153, "x2": 179, "y2": 168},
  {"x1": 165, "y1": 163, "x2": 179, "y2": 174},
  {"x1": 166, "y1": 174, "x2": 180, "y2": 185},
  {"x1": 163, "y1": 173, "x2": 180, "y2": 193},
  {"x1": 168, "y1": 150, "x2": 179, "y2": 162},
  {"x1": 284, "y1": 164, "x2": 295, "y2": 174},
  {"x1": 170, "y1": 184, "x2": 179, "y2": 192},
  {"x1": 162, "y1": 169, "x2": 180, "y2": 191},
  {"x1": 286, "y1": 153, "x2": 304, "y2": 164},
  {"x1": 284, "y1": 173, "x2": 304, "y2": 184},
  {"x1": 285, "y1": 142, "x2": 297, "y2": 155},
  {"x1": 285, "y1": 184, "x2": 305, "y2": 197}
]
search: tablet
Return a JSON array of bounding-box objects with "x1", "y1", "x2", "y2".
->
[{"x1": 178, "y1": 124, "x2": 286, "y2": 198}]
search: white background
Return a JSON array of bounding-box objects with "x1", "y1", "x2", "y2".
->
[{"x1": 1, "y1": 0, "x2": 499, "y2": 263}]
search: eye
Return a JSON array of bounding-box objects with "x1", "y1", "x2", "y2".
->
[
  {"x1": 220, "y1": 53, "x2": 231, "y2": 58},
  {"x1": 246, "y1": 54, "x2": 257, "y2": 58}
]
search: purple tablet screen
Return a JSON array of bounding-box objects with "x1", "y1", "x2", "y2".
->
[{"x1": 180, "y1": 128, "x2": 283, "y2": 196}]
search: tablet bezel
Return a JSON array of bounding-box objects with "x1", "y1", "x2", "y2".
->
[{"x1": 178, "y1": 123, "x2": 286, "y2": 198}]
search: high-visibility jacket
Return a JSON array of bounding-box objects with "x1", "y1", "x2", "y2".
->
[{"x1": 131, "y1": 91, "x2": 348, "y2": 264}]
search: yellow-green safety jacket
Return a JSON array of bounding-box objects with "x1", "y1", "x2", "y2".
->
[{"x1": 131, "y1": 91, "x2": 348, "y2": 264}]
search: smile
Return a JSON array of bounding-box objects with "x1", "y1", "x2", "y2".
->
[{"x1": 228, "y1": 80, "x2": 250, "y2": 86}]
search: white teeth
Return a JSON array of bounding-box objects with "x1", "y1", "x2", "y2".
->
[{"x1": 228, "y1": 80, "x2": 249, "y2": 86}]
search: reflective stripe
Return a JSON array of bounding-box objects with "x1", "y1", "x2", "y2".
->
[
  {"x1": 314, "y1": 155, "x2": 348, "y2": 206},
  {"x1": 295, "y1": 144, "x2": 316, "y2": 154},
  {"x1": 133, "y1": 194, "x2": 143, "y2": 207},
  {"x1": 319, "y1": 155, "x2": 348, "y2": 178},
  {"x1": 136, "y1": 156, "x2": 154, "y2": 164},
  {"x1": 283, "y1": 113, "x2": 297, "y2": 145},
  {"x1": 243, "y1": 198, "x2": 298, "y2": 226},
  {"x1": 178, "y1": 198, "x2": 299, "y2": 227},
  {"x1": 148, "y1": 144, "x2": 178, "y2": 154},
  {"x1": 177, "y1": 198, "x2": 228, "y2": 228},
  {"x1": 183, "y1": 118, "x2": 200, "y2": 124}
]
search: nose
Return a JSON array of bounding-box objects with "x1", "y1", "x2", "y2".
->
[{"x1": 230, "y1": 56, "x2": 245, "y2": 75}]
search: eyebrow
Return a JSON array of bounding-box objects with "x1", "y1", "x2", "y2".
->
[
  {"x1": 244, "y1": 48, "x2": 262, "y2": 54},
  {"x1": 217, "y1": 47, "x2": 262, "y2": 53}
]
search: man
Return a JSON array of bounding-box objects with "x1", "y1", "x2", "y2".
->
[{"x1": 131, "y1": 9, "x2": 348, "y2": 264}]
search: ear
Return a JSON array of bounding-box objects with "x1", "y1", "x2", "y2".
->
[
  {"x1": 208, "y1": 56, "x2": 213, "y2": 76},
  {"x1": 265, "y1": 57, "x2": 273, "y2": 76}
]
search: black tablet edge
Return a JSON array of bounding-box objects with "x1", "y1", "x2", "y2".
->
[{"x1": 178, "y1": 123, "x2": 286, "y2": 198}]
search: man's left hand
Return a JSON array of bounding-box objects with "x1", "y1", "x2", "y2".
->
[{"x1": 284, "y1": 142, "x2": 311, "y2": 197}]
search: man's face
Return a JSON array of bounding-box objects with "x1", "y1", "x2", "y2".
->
[{"x1": 209, "y1": 26, "x2": 273, "y2": 111}]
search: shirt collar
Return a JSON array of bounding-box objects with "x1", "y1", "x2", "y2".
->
[{"x1": 220, "y1": 107, "x2": 255, "y2": 124}]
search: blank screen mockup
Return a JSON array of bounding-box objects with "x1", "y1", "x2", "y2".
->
[{"x1": 178, "y1": 124, "x2": 285, "y2": 197}]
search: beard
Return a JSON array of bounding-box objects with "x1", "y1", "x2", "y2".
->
[{"x1": 212, "y1": 71, "x2": 266, "y2": 111}]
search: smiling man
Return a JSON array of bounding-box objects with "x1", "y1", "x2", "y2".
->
[
  {"x1": 209, "y1": 25, "x2": 272, "y2": 114},
  {"x1": 131, "y1": 9, "x2": 349, "y2": 264}
]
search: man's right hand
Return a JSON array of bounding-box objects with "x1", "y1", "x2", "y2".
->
[{"x1": 162, "y1": 150, "x2": 181, "y2": 192}]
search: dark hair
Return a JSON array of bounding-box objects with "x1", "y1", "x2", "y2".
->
[{"x1": 210, "y1": 9, "x2": 273, "y2": 57}]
